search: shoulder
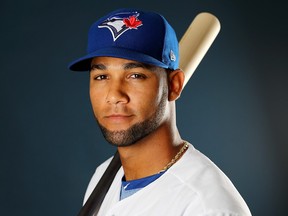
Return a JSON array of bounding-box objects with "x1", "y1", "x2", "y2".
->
[{"x1": 167, "y1": 142, "x2": 251, "y2": 215}]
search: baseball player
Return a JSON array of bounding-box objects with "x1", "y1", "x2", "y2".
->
[{"x1": 69, "y1": 8, "x2": 251, "y2": 216}]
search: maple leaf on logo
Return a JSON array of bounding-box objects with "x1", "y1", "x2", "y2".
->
[{"x1": 123, "y1": 16, "x2": 142, "y2": 29}]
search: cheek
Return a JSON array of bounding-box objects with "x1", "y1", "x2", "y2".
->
[
  {"x1": 89, "y1": 88, "x2": 103, "y2": 116},
  {"x1": 133, "y1": 88, "x2": 164, "y2": 115},
  {"x1": 145, "y1": 82, "x2": 167, "y2": 105}
]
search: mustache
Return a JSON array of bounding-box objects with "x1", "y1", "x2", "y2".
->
[{"x1": 101, "y1": 104, "x2": 134, "y2": 116}]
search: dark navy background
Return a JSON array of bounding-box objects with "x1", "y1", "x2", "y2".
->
[{"x1": 1, "y1": 1, "x2": 287, "y2": 215}]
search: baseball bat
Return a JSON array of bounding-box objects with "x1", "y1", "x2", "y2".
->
[
  {"x1": 179, "y1": 12, "x2": 221, "y2": 87},
  {"x1": 77, "y1": 12, "x2": 220, "y2": 216}
]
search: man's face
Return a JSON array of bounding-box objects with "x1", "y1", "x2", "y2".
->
[{"x1": 89, "y1": 57, "x2": 169, "y2": 147}]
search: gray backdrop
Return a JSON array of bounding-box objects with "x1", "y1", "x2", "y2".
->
[{"x1": 1, "y1": 0, "x2": 287, "y2": 215}]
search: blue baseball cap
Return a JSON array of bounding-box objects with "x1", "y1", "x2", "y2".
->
[{"x1": 68, "y1": 8, "x2": 179, "y2": 71}]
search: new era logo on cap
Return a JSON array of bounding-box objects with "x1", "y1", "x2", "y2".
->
[{"x1": 98, "y1": 11, "x2": 143, "y2": 41}]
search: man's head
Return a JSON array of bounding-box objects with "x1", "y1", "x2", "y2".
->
[{"x1": 68, "y1": 8, "x2": 184, "y2": 146}]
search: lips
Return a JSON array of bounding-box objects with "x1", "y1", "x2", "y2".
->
[
  {"x1": 104, "y1": 114, "x2": 134, "y2": 124},
  {"x1": 106, "y1": 114, "x2": 132, "y2": 118}
]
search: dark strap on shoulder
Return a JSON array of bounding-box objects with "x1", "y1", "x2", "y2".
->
[{"x1": 77, "y1": 151, "x2": 122, "y2": 216}]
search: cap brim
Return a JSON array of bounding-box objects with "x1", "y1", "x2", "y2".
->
[{"x1": 68, "y1": 47, "x2": 168, "y2": 71}]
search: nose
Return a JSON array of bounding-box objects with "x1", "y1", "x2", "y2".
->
[{"x1": 106, "y1": 82, "x2": 129, "y2": 105}]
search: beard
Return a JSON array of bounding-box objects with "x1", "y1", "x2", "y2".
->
[{"x1": 97, "y1": 90, "x2": 168, "y2": 147}]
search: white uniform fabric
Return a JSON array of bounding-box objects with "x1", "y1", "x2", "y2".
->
[{"x1": 83, "y1": 143, "x2": 251, "y2": 216}]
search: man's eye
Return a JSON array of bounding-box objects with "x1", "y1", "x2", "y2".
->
[
  {"x1": 94, "y1": 75, "x2": 108, "y2": 80},
  {"x1": 130, "y1": 74, "x2": 146, "y2": 79}
]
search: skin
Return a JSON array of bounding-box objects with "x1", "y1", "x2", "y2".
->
[{"x1": 90, "y1": 56, "x2": 185, "y2": 180}]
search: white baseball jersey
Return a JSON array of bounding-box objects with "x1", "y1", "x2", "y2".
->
[{"x1": 83, "y1": 143, "x2": 252, "y2": 216}]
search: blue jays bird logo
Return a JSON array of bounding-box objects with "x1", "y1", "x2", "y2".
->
[{"x1": 98, "y1": 11, "x2": 143, "y2": 41}]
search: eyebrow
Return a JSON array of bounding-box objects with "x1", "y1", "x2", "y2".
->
[
  {"x1": 123, "y1": 62, "x2": 148, "y2": 70},
  {"x1": 90, "y1": 64, "x2": 106, "y2": 71}
]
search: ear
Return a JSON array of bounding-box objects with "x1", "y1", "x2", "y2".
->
[{"x1": 168, "y1": 69, "x2": 185, "y2": 101}]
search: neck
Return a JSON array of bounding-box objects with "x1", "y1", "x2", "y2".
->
[{"x1": 118, "y1": 123, "x2": 183, "y2": 181}]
